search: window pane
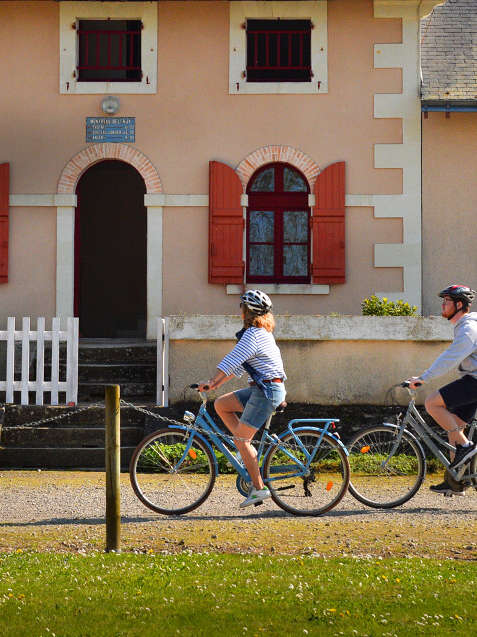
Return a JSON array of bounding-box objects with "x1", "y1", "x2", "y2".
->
[
  {"x1": 250, "y1": 167, "x2": 275, "y2": 192},
  {"x1": 283, "y1": 245, "x2": 308, "y2": 277},
  {"x1": 284, "y1": 167, "x2": 307, "y2": 192},
  {"x1": 249, "y1": 211, "x2": 274, "y2": 242},
  {"x1": 249, "y1": 245, "x2": 274, "y2": 277},
  {"x1": 283, "y1": 211, "x2": 308, "y2": 242}
]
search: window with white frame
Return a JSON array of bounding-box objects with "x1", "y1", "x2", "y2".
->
[
  {"x1": 229, "y1": 1, "x2": 328, "y2": 95},
  {"x1": 60, "y1": 2, "x2": 157, "y2": 94}
]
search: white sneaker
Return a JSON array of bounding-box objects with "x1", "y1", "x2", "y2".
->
[{"x1": 239, "y1": 486, "x2": 271, "y2": 508}]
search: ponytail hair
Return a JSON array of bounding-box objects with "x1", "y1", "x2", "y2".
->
[{"x1": 243, "y1": 307, "x2": 275, "y2": 332}]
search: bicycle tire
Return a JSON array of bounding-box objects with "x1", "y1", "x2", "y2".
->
[
  {"x1": 348, "y1": 424, "x2": 426, "y2": 508},
  {"x1": 129, "y1": 427, "x2": 216, "y2": 515},
  {"x1": 262, "y1": 429, "x2": 350, "y2": 516}
]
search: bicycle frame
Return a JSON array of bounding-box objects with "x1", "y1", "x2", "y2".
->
[
  {"x1": 169, "y1": 392, "x2": 347, "y2": 484},
  {"x1": 388, "y1": 394, "x2": 477, "y2": 484}
]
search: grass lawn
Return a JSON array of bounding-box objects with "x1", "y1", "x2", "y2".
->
[{"x1": 0, "y1": 552, "x2": 475, "y2": 636}]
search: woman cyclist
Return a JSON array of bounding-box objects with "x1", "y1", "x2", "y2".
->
[{"x1": 198, "y1": 290, "x2": 286, "y2": 508}]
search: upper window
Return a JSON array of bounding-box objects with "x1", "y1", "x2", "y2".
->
[
  {"x1": 246, "y1": 164, "x2": 310, "y2": 284},
  {"x1": 229, "y1": 1, "x2": 327, "y2": 95},
  {"x1": 77, "y1": 20, "x2": 142, "y2": 83},
  {"x1": 246, "y1": 19, "x2": 312, "y2": 83},
  {"x1": 60, "y1": 2, "x2": 157, "y2": 95}
]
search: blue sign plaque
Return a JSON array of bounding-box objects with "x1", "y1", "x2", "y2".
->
[{"x1": 86, "y1": 117, "x2": 135, "y2": 143}]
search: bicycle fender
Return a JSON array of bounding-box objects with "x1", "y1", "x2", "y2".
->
[
  {"x1": 167, "y1": 424, "x2": 219, "y2": 473},
  {"x1": 290, "y1": 426, "x2": 349, "y2": 456},
  {"x1": 262, "y1": 426, "x2": 349, "y2": 466},
  {"x1": 379, "y1": 422, "x2": 426, "y2": 458}
]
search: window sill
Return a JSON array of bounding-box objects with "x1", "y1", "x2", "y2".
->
[
  {"x1": 230, "y1": 82, "x2": 327, "y2": 95},
  {"x1": 63, "y1": 81, "x2": 156, "y2": 95},
  {"x1": 226, "y1": 284, "x2": 330, "y2": 295}
]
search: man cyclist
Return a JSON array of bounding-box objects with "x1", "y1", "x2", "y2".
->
[{"x1": 407, "y1": 284, "x2": 477, "y2": 495}]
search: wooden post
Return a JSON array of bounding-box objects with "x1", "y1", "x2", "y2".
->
[{"x1": 105, "y1": 385, "x2": 121, "y2": 552}]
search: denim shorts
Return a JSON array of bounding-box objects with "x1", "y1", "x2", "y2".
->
[{"x1": 234, "y1": 382, "x2": 287, "y2": 430}]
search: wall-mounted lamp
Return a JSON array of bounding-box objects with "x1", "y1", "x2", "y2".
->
[{"x1": 101, "y1": 96, "x2": 120, "y2": 115}]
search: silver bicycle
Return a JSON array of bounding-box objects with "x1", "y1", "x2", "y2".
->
[{"x1": 347, "y1": 382, "x2": 477, "y2": 508}]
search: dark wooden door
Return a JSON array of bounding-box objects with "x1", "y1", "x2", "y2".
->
[{"x1": 75, "y1": 160, "x2": 146, "y2": 338}]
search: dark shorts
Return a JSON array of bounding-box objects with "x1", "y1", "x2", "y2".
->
[{"x1": 439, "y1": 375, "x2": 477, "y2": 423}]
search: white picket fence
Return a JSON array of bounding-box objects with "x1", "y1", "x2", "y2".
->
[
  {"x1": 156, "y1": 317, "x2": 169, "y2": 406},
  {"x1": 0, "y1": 317, "x2": 79, "y2": 406}
]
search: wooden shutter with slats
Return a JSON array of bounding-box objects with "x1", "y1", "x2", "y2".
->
[
  {"x1": 311, "y1": 161, "x2": 345, "y2": 284},
  {"x1": 209, "y1": 161, "x2": 244, "y2": 284},
  {"x1": 0, "y1": 163, "x2": 9, "y2": 283}
]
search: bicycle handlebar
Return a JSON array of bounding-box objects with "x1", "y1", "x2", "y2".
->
[
  {"x1": 190, "y1": 383, "x2": 209, "y2": 402},
  {"x1": 400, "y1": 381, "x2": 422, "y2": 388}
]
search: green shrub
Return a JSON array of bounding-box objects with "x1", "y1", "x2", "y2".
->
[{"x1": 361, "y1": 295, "x2": 417, "y2": 316}]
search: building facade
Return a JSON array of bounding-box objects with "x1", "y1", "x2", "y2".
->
[{"x1": 0, "y1": 0, "x2": 449, "y2": 341}]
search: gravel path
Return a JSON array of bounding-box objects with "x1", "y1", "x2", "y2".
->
[{"x1": 0, "y1": 471, "x2": 475, "y2": 559}]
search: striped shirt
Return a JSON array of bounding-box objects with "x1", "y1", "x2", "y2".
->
[{"x1": 217, "y1": 327, "x2": 286, "y2": 381}]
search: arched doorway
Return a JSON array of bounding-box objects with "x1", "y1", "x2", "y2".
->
[
  {"x1": 75, "y1": 160, "x2": 147, "y2": 338},
  {"x1": 246, "y1": 162, "x2": 310, "y2": 284}
]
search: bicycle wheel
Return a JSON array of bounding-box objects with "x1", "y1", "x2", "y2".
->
[
  {"x1": 263, "y1": 429, "x2": 350, "y2": 516},
  {"x1": 129, "y1": 428, "x2": 216, "y2": 515},
  {"x1": 348, "y1": 425, "x2": 426, "y2": 508}
]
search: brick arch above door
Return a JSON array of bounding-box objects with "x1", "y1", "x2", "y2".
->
[
  {"x1": 235, "y1": 145, "x2": 320, "y2": 191},
  {"x1": 57, "y1": 143, "x2": 162, "y2": 194}
]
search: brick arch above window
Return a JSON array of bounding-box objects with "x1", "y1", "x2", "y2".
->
[
  {"x1": 235, "y1": 145, "x2": 320, "y2": 191},
  {"x1": 57, "y1": 143, "x2": 162, "y2": 194}
]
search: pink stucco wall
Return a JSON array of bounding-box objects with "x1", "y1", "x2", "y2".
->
[
  {"x1": 0, "y1": 1, "x2": 405, "y2": 320},
  {"x1": 422, "y1": 112, "x2": 477, "y2": 316}
]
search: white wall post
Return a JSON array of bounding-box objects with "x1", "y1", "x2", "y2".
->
[
  {"x1": 156, "y1": 317, "x2": 169, "y2": 407},
  {"x1": 146, "y1": 205, "x2": 163, "y2": 340},
  {"x1": 56, "y1": 206, "x2": 75, "y2": 321}
]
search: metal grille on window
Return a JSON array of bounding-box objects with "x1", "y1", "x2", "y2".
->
[
  {"x1": 246, "y1": 19, "x2": 312, "y2": 83},
  {"x1": 77, "y1": 19, "x2": 142, "y2": 82}
]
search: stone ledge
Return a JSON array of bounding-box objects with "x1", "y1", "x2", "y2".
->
[{"x1": 164, "y1": 315, "x2": 453, "y2": 341}]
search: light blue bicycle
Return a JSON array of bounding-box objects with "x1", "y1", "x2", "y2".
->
[{"x1": 129, "y1": 385, "x2": 350, "y2": 516}]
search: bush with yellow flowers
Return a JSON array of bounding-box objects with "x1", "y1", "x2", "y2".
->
[{"x1": 361, "y1": 295, "x2": 417, "y2": 316}]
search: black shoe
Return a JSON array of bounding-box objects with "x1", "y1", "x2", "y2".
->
[
  {"x1": 429, "y1": 480, "x2": 465, "y2": 496},
  {"x1": 449, "y1": 442, "x2": 477, "y2": 469}
]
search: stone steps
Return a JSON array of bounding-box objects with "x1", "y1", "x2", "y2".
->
[
  {"x1": 0, "y1": 446, "x2": 136, "y2": 470},
  {"x1": 2, "y1": 426, "x2": 143, "y2": 448},
  {"x1": 78, "y1": 381, "x2": 156, "y2": 401},
  {"x1": 0, "y1": 402, "x2": 186, "y2": 470}
]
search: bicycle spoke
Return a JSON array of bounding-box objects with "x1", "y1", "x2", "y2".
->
[
  {"x1": 130, "y1": 429, "x2": 216, "y2": 515},
  {"x1": 263, "y1": 430, "x2": 349, "y2": 516},
  {"x1": 348, "y1": 425, "x2": 425, "y2": 508}
]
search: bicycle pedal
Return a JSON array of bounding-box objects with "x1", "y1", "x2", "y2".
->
[{"x1": 254, "y1": 501, "x2": 264, "y2": 507}]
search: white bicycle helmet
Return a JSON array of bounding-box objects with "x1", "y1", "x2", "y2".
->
[{"x1": 240, "y1": 289, "x2": 272, "y2": 315}]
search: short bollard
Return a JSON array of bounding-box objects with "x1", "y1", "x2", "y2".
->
[{"x1": 105, "y1": 385, "x2": 121, "y2": 552}]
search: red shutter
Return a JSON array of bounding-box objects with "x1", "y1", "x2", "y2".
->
[
  {"x1": 311, "y1": 161, "x2": 345, "y2": 284},
  {"x1": 209, "y1": 161, "x2": 244, "y2": 284},
  {"x1": 0, "y1": 163, "x2": 9, "y2": 283}
]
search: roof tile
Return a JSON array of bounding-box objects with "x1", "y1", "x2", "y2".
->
[{"x1": 421, "y1": 0, "x2": 477, "y2": 102}]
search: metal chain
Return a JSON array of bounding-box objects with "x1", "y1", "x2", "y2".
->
[
  {"x1": 1, "y1": 402, "x2": 103, "y2": 429},
  {"x1": 119, "y1": 399, "x2": 278, "y2": 448}
]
